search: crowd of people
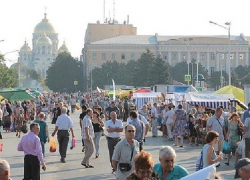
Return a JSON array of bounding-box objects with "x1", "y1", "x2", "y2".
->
[{"x1": 0, "y1": 91, "x2": 250, "y2": 179}]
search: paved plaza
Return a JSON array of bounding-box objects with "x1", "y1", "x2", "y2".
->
[{"x1": 0, "y1": 110, "x2": 236, "y2": 180}]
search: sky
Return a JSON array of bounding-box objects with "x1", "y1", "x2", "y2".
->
[{"x1": 1, "y1": 0, "x2": 250, "y2": 67}]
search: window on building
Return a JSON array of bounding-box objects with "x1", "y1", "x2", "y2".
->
[
  {"x1": 92, "y1": 53, "x2": 97, "y2": 60},
  {"x1": 191, "y1": 54, "x2": 196, "y2": 61},
  {"x1": 211, "y1": 67, "x2": 215, "y2": 74},
  {"x1": 163, "y1": 55, "x2": 167, "y2": 60},
  {"x1": 182, "y1": 54, "x2": 186, "y2": 60},
  {"x1": 201, "y1": 54, "x2": 205, "y2": 60},
  {"x1": 239, "y1": 54, "x2": 244, "y2": 60},
  {"x1": 131, "y1": 53, "x2": 135, "y2": 60},
  {"x1": 111, "y1": 53, "x2": 116, "y2": 61},
  {"x1": 102, "y1": 53, "x2": 106, "y2": 60},
  {"x1": 210, "y1": 53, "x2": 215, "y2": 60},
  {"x1": 230, "y1": 54, "x2": 234, "y2": 60},
  {"x1": 172, "y1": 53, "x2": 177, "y2": 60},
  {"x1": 121, "y1": 53, "x2": 125, "y2": 60},
  {"x1": 42, "y1": 46, "x2": 45, "y2": 54},
  {"x1": 220, "y1": 54, "x2": 225, "y2": 60}
]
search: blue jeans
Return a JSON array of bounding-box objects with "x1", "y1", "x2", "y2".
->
[
  {"x1": 41, "y1": 142, "x2": 45, "y2": 156},
  {"x1": 93, "y1": 132, "x2": 101, "y2": 155}
]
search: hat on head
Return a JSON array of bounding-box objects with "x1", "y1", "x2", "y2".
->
[
  {"x1": 234, "y1": 158, "x2": 250, "y2": 178},
  {"x1": 230, "y1": 106, "x2": 236, "y2": 111}
]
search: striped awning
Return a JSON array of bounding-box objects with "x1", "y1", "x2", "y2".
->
[{"x1": 188, "y1": 101, "x2": 236, "y2": 109}]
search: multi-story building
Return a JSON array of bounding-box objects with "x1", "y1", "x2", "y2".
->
[{"x1": 82, "y1": 28, "x2": 249, "y2": 82}]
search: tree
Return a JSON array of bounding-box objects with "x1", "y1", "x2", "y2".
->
[
  {"x1": 209, "y1": 71, "x2": 228, "y2": 89},
  {"x1": 46, "y1": 52, "x2": 84, "y2": 92},
  {"x1": 133, "y1": 49, "x2": 155, "y2": 86},
  {"x1": 150, "y1": 55, "x2": 171, "y2": 85},
  {"x1": 0, "y1": 63, "x2": 18, "y2": 88},
  {"x1": 232, "y1": 65, "x2": 250, "y2": 87},
  {"x1": 171, "y1": 61, "x2": 188, "y2": 84}
]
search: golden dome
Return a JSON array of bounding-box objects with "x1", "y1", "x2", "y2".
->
[
  {"x1": 36, "y1": 32, "x2": 52, "y2": 45},
  {"x1": 20, "y1": 41, "x2": 31, "y2": 52},
  {"x1": 58, "y1": 41, "x2": 69, "y2": 53},
  {"x1": 34, "y1": 13, "x2": 56, "y2": 34}
]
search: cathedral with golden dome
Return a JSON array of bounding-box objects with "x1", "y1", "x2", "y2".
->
[{"x1": 18, "y1": 13, "x2": 70, "y2": 78}]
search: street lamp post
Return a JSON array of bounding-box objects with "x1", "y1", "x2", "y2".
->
[
  {"x1": 196, "y1": 60, "x2": 199, "y2": 88},
  {"x1": 209, "y1": 21, "x2": 231, "y2": 85},
  {"x1": 184, "y1": 38, "x2": 193, "y2": 85}
]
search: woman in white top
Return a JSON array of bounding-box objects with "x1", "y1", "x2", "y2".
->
[
  {"x1": 164, "y1": 106, "x2": 175, "y2": 141},
  {"x1": 202, "y1": 130, "x2": 223, "y2": 168}
]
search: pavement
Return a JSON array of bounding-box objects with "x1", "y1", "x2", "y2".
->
[{"x1": 0, "y1": 110, "x2": 237, "y2": 180}]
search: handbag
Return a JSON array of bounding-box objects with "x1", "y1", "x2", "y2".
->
[
  {"x1": 49, "y1": 137, "x2": 57, "y2": 152},
  {"x1": 21, "y1": 123, "x2": 28, "y2": 133},
  {"x1": 237, "y1": 122, "x2": 243, "y2": 136},
  {"x1": 119, "y1": 147, "x2": 134, "y2": 172}
]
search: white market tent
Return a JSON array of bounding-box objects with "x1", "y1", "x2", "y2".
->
[
  {"x1": 173, "y1": 92, "x2": 235, "y2": 109},
  {"x1": 133, "y1": 92, "x2": 162, "y2": 109}
]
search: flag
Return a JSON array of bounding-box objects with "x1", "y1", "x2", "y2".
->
[
  {"x1": 112, "y1": 79, "x2": 115, "y2": 100},
  {"x1": 97, "y1": 87, "x2": 101, "y2": 93}
]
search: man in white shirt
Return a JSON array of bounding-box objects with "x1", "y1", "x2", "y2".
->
[
  {"x1": 52, "y1": 107, "x2": 74, "y2": 163},
  {"x1": 164, "y1": 106, "x2": 175, "y2": 141},
  {"x1": 151, "y1": 103, "x2": 159, "y2": 137},
  {"x1": 106, "y1": 111, "x2": 123, "y2": 173},
  {"x1": 81, "y1": 108, "x2": 95, "y2": 168}
]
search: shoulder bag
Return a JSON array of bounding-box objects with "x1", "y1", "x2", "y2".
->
[
  {"x1": 119, "y1": 147, "x2": 134, "y2": 172},
  {"x1": 237, "y1": 121, "x2": 243, "y2": 136}
]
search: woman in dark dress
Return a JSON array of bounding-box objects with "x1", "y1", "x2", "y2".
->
[{"x1": 3, "y1": 103, "x2": 12, "y2": 132}]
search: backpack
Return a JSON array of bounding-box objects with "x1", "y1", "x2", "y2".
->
[{"x1": 195, "y1": 150, "x2": 203, "y2": 171}]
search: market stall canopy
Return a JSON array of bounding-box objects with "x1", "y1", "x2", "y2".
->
[
  {"x1": 0, "y1": 90, "x2": 36, "y2": 102},
  {"x1": 133, "y1": 88, "x2": 152, "y2": 93},
  {"x1": 214, "y1": 85, "x2": 244, "y2": 103},
  {"x1": 133, "y1": 92, "x2": 161, "y2": 109},
  {"x1": 30, "y1": 90, "x2": 41, "y2": 97},
  {"x1": 175, "y1": 92, "x2": 235, "y2": 109}
]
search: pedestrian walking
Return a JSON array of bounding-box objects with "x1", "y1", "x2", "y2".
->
[
  {"x1": 81, "y1": 108, "x2": 95, "y2": 168},
  {"x1": 129, "y1": 111, "x2": 145, "y2": 151},
  {"x1": 206, "y1": 107, "x2": 226, "y2": 155},
  {"x1": 106, "y1": 111, "x2": 123, "y2": 173},
  {"x1": 151, "y1": 103, "x2": 159, "y2": 137},
  {"x1": 17, "y1": 123, "x2": 46, "y2": 180},
  {"x1": 92, "y1": 111, "x2": 104, "y2": 158},
  {"x1": 172, "y1": 104, "x2": 187, "y2": 147},
  {"x1": 112, "y1": 125, "x2": 140, "y2": 180},
  {"x1": 79, "y1": 105, "x2": 87, "y2": 152},
  {"x1": 34, "y1": 112, "x2": 50, "y2": 156},
  {"x1": 52, "y1": 107, "x2": 75, "y2": 163},
  {"x1": 244, "y1": 111, "x2": 250, "y2": 158}
]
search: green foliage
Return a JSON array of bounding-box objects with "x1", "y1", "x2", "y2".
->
[
  {"x1": 0, "y1": 63, "x2": 18, "y2": 88},
  {"x1": 0, "y1": 54, "x2": 4, "y2": 63},
  {"x1": 232, "y1": 65, "x2": 250, "y2": 87},
  {"x1": 209, "y1": 71, "x2": 228, "y2": 89},
  {"x1": 46, "y1": 52, "x2": 84, "y2": 92},
  {"x1": 20, "y1": 68, "x2": 40, "y2": 80},
  {"x1": 172, "y1": 59, "x2": 208, "y2": 85},
  {"x1": 91, "y1": 49, "x2": 171, "y2": 89}
]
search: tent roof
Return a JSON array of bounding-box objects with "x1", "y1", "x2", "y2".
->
[{"x1": 214, "y1": 85, "x2": 244, "y2": 103}]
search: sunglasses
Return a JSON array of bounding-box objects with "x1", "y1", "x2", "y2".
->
[{"x1": 127, "y1": 130, "x2": 135, "y2": 133}]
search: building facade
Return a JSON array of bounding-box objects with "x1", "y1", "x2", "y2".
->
[
  {"x1": 18, "y1": 13, "x2": 70, "y2": 78},
  {"x1": 82, "y1": 30, "x2": 250, "y2": 82}
]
